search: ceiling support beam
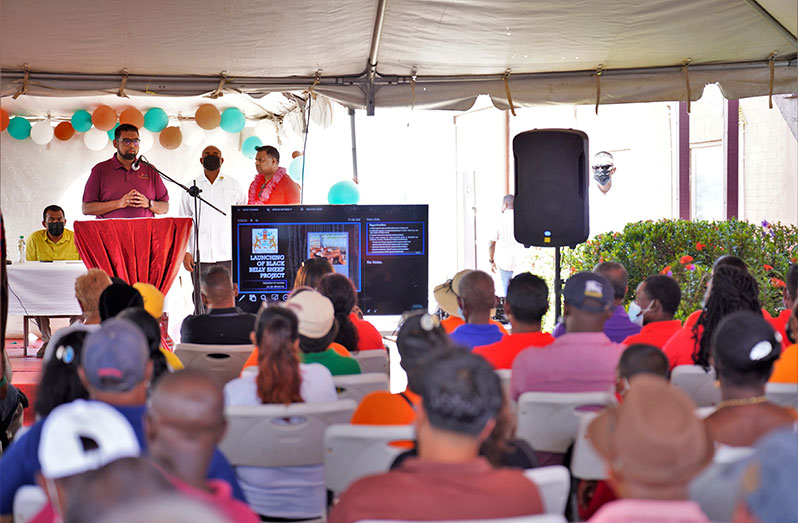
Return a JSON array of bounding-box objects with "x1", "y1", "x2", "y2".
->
[{"x1": 739, "y1": 0, "x2": 798, "y2": 50}]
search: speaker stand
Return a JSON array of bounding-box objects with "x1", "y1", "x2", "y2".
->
[{"x1": 554, "y1": 246, "x2": 563, "y2": 323}]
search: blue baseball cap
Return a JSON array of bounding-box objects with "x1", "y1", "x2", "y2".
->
[{"x1": 82, "y1": 318, "x2": 149, "y2": 392}]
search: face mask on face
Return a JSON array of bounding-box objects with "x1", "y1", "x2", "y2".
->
[
  {"x1": 202, "y1": 155, "x2": 221, "y2": 171},
  {"x1": 47, "y1": 222, "x2": 65, "y2": 237},
  {"x1": 627, "y1": 301, "x2": 651, "y2": 327}
]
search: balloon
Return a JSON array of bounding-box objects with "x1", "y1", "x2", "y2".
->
[
  {"x1": 138, "y1": 129, "x2": 154, "y2": 153},
  {"x1": 0, "y1": 108, "x2": 9, "y2": 131},
  {"x1": 71, "y1": 110, "x2": 92, "y2": 132},
  {"x1": 220, "y1": 107, "x2": 245, "y2": 133},
  {"x1": 143, "y1": 108, "x2": 169, "y2": 132},
  {"x1": 83, "y1": 128, "x2": 109, "y2": 151},
  {"x1": 254, "y1": 118, "x2": 278, "y2": 144},
  {"x1": 30, "y1": 121, "x2": 54, "y2": 145},
  {"x1": 328, "y1": 180, "x2": 360, "y2": 205},
  {"x1": 54, "y1": 122, "x2": 75, "y2": 141},
  {"x1": 182, "y1": 121, "x2": 204, "y2": 147},
  {"x1": 292, "y1": 151, "x2": 302, "y2": 159},
  {"x1": 119, "y1": 107, "x2": 144, "y2": 128},
  {"x1": 159, "y1": 126, "x2": 182, "y2": 150},
  {"x1": 7, "y1": 117, "x2": 31, "y2": 140},
  {"x1": 205, "y1": 127, "x2": 228, "y2": 145},
  {"x1": 287, "y1": 156, "x2": 304, "y2": 182},
  {"x1": 107, "y1": 122, "x2": 120, "y2": 141},
  {"x1": 92, "y1": 105, "x2": 117, "y2": 131},
  {"x1": 241, "y1": 136, "x2": 262, "y2": 159},
  {"x1": 195, "y1": 104, "x2": 220, "y2": 130}
]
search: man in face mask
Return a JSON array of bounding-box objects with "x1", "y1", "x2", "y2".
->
[{"x1": 25, "y1": 205, "x2": 82, "y2": 357}]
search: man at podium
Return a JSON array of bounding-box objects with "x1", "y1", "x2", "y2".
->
[{"x1": 82, "y1": 124, "x2": 169, "y2": 219}]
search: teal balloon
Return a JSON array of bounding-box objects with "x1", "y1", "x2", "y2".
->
[
  {"x1": 241, "y1": 136, "x2": 262, "y2": 159},
  {"x1": 143, "y1": 108, "x2": 168, "y2": 132},
  {"x1": 327, "y1": 180, "x2": 360, "y2": 205},
  {"x1": 287, "y1": 157, "x2": 304, "y2": 182},
  {"x1": 220, "y1": 108, "x2": 245, "y2": 133},
  {"x1": 7, "y1": 117, "x2": 31, "y2": 140},
  {"x1": 71, "y1": 110, "x2": 92, "y2": 132},
  {"x1": 107, "y1": 122, "x2": 120, "y2": 141}
]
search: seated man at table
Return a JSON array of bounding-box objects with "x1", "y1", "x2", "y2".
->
[
  {"x1": 25, "y1": 204, "x2": 82, "y2": 357},
  {"x1": 180, "y1": 266, "x2": 255, "y2": 345}
]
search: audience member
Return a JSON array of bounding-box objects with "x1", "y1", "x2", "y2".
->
[
  {"x1": 450, "y1": 270, "x2": 504, "y2": 349},
  {"x1": 98, "y1": 282, "x2": 144, "y2": 320},
  {"x1": 146, "y1": 371, "x2": 259, "y2": 522},
  {"x1": 663, "y1": 266, "x2": 761, "y2": 370},
  {"x1": 293, "y1": 257, "x2": 334, "y2": 289},
  {"x1": 622, "y1": 275, "x2": 682, "y2": 348},
  {"x1": 473, "y1": 273, "x2": 554, "y2": 369},
  {"x1": 225, "y1": 306, "x2": 337, "y2": 520},
  {"x1": 770, "y1": 300, "x2": 798, "y2": 383},
  {"x1": 116, "y1": 308, "x2": 170, "y2": 384},
  {"x1": 554, "y1": 261, "x2": 641, "y2": 342},
  {"x1": 81, "y1": 495, "x2": 229, "y2": 523},
  {"x1": 703, "y1": 312, "x2": 796, "y2": 447},
  {"x1": 329, "y1": 351, "x2": 543, "y2": 523},
  {"x1": 769, "y1": 263, "x2": 798, "y2": 348},
  {"x1": 34, "y1": 331, "x2": 89, "y2": 418},
  {"x1": 433, "y1": 269, "x2": 507, "y2": 335},
  {"x1": 318, "y1": 273, "x2": 361, "y2": 353},
  {"x1": 586, "y1": 375, "x2": 714, "y2": 522},
  {"x1": 683, "y1": 254, "x2": 754, "y2": 329},
  {"x1": 181, "y1": 266, "x2": 255, "y2": 345}
]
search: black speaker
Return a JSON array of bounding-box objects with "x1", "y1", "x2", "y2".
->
[{"x1": 513, "y1": 129, "x2": 589, "y2": 247}]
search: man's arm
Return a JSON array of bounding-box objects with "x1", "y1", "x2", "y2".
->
[
  {"x1": 148, "y1": 200, "x2": 168, "y2": 215},
  {"x1": 488, "y1": 240, "x2": 497, "y2": 273},
  {"x1": 82, "y1": 198, "x2": 126, "y2": 217}
]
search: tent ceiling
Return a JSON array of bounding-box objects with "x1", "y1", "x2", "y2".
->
[{"x1": 1, "y1": 0, "x2": 796, "y2": 112}]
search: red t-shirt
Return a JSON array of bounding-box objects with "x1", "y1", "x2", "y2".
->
[
  {"x1": 769, "y1": 309, "x2": 791, "y2": 349},
  {"x1": 350, "y1": 313, "x2": 385, "y2": 351},
  {"x1": 82, "y1": 155, "x2": 169, "y2": 218},
  {"x1": 622, "y1": 320, "x2": 683, "y2": 349},
  {"x1": 473, "y1": 331, "x2": 555, "y2": 369},
  {"x1": 661, "y1": 324, "x2": 704, "y2": 370}
]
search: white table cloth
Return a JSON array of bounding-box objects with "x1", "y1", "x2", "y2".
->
[{"x1": 7, "y1": 261, "x2": 87, "y2": 316}]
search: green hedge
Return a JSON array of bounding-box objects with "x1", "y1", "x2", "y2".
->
[{"x1": 561, "y1": 219, "x2": 797, "y2": 321}]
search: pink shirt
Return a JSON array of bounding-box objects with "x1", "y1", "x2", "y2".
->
[
  {"x1": 173, "y1": 476, "x2": 260, "y2": 523},
  {"x1": 588, "y1": 499, "x2": 713, "y2": 522},
  {"x1": 83, "y1": 155, "x2": 169, "y2": 218},
  {"x1": 510, "y1": 332, "x2": 625, "y2": 400}
]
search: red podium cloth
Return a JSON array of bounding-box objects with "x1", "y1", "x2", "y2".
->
[{"x1": 74, "y1": 217, "x2": 191, "y2": 295}]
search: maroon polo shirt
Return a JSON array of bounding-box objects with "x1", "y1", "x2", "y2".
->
[{"x1": 82, "y1": 155, "x2": 169, "y2": 218}]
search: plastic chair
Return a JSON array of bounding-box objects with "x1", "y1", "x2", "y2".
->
[
  {"x1": 324, "y1": 424, "x2": 415, "y2": 494},
  {"x1": 570, "y1": 411, "x2": 607, "y2": 480},
  {"x1": 13, "y1": 485, "x2": 47, "y2": 523},
  {"x1": 174, "y1": 343, "x2": 253, "y2": 386},
  {"x1": 670, "y1": 365, "x2": 721, "y2": 407},
  {"x1": 689, "y1": 445, "x2": 755, "y2": 522},
  {"x1": 220, "y1": 400, "x2": 357, "y2": 467},
  {"x1": 355, "y1": 516, "x2": 566, "y2": 523},
  {"x1": 523, "y1": 466, "x2": 571, "y2": 515},
  {"x1": 353, "y1": 350, "x2": 389, "y2": 374},
  {"x1": 516, "y1": 391, "x2": 614, "y2": 453},
  {"x1": 765, "y1": 382, "x2": 798, "y2": 407},
  {"x1": 333, "y1": 373, "x2": 390, "y2": 403},
  {"x1": 495, "y1": 369, "x2": 516, "y2": 413}
]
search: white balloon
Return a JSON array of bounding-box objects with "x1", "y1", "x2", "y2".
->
[
  {"x1": 205, "y1": 126, "x2": 229, "y2": 146},
  {"x1": 138, "y1": 129, "x2": 154, "y2": 153},
  {"x1": 30, "y1": 121, "x2": 54, "y2": 145},
  {"x1": 255, "y1": 119, "x2": 279, "y2": 145},
  {"x1": 182, "y1": 121, "x2": 204, "y2": 147},
  {"x1": 83, "y1": 128, "x2": 108, "y2": 151},
  {"x1": 310, "y1": 95, "x2": 334, "y2": 129}
]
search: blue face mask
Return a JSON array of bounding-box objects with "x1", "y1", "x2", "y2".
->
[{"x1": 627, "y1": 301, "x2": 651, "y2": 327}]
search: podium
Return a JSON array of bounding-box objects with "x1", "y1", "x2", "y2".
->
[{"x1": 74, "y1": 217, "x2": 191, "y2": 295}]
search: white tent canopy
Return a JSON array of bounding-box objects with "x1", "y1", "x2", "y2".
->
[{"x1": 2, "y1": 0, "x2": 796, "y2": 112}]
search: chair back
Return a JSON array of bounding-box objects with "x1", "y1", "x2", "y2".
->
[
  {"x1": 353, "y1": 350, "x2": 389, "y2": 374},
  {"x1": 670, "y1": 365, "x2": 721, "y2": 407},
  {"x1": 765, "y1": 382, "x2": 798, "y2": 407},
  {"x1": 324, "y1": 424, "x2": 415, "y2": 493},
  {"x1": 523, "y1": 466, "x2": 571, "y2": 515},
  {"x1": 13, "y1": 485, "x2": 47, "y2": 523},
  {"x1": 220, "y1": 400, "x2": 356, "y2": 467},
  {"x1": 690, "y1": 445, "x2": 755, "y2": 522},
  {"x1": 174, "y1": 343, "x2": 253, "y2": 386},
  {"x1": 570, "y1": 411, "x2": 607, "y2": 480},
  {"x1": 495, "y1": 369, "x2": 515, "y2": 413},
  {"x1": 333, "y1": 373, "x2": 390, "y2": 403},
  {"x1": 516, "y1": 391, "x2": 613, "y2": 453}
]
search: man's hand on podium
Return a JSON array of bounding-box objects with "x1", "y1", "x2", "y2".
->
[{"x1": 183, "y1": 252, "x2": 196, "y2": 272}]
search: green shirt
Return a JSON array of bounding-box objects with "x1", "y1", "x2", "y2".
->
[{"x1": 301, "y1": 348, "x2": 361, "y2": 376}]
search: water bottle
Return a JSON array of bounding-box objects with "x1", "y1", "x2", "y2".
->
[{"x1": 17, "y1": 235, "x2": 25, "y2": 264}]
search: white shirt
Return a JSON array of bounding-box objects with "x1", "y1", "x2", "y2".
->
[
  {"x1": 179, "y1": 172, "x2": 246, "y2": 263},
  {"x1": 493, "y1": 209, "x2": 524, "y2": 271}
]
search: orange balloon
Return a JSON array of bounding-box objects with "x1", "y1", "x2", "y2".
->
[
  {"x1": 92, "y1": 105, "x2": 117, "y2": 131},
  {"x1": 119, "y1": 107, "x2": 145, "y2": 129},
  {"x1": 195, "y1": 104, "x2": 220, "y2": 130},
  {"x1": 292, "y1": 151, "x2": 302, "y2": 159},
  {"x1": 54, "y1": 122, "x2": 75, "y2": 141},
  {"x1": 159, "y1": 126, "x2": 183, "y2": 150},
  {"x1": 0, "y1": 108, "x2": 9, "y2": 131}
]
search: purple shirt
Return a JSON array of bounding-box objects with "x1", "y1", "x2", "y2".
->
[
  {"x1": 552, "y1": 305, "x2": 641, "y2": 343},
  {"x1": 510, "y1": 332, "x2": 625, "y2": 400},
  {"x1": 450, "y1": 323, "x2": 504, "y2": 350},
  {"x1": 82, "y1": 155, "x2": 169, "y2": 218}
]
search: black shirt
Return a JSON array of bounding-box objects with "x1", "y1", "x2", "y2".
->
[{"x1": 180, "y1": 307, "x2": 256, "y2": 345}]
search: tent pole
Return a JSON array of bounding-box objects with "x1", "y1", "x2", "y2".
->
[
  {"x1": 365, "y1": 0, "x2": 388, "y2": 115},
  {"x1": 349, "y1": 108, "x2": 359, "y2": 183}
]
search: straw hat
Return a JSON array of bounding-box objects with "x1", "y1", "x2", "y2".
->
[{"x1": 433, "y1": 269, "x2": 473, "y2": 318}]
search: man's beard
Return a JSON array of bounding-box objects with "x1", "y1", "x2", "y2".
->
[{"x1": 119, "y1": 151, "x2": 136, "y2": 160}]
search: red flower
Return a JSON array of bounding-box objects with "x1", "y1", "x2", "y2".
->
[
  {"x1": 771, "y1": 278, "x2": 786, "y2": 288},
  {"x1": 763, "y1": 264, "x2": 773, "y2": 271},
  {"x1": 695, "y1": 242, "x2": 705, "y2": 251},
  {"x1": 686, "y1": 264, "x2": 695, "y2": 270},
  {"x1": 660, "y1": 266, "x2": 672, "y2": 275},
  {"x1": 680, "y1": 255, "x2": 694, "y2": 264}
]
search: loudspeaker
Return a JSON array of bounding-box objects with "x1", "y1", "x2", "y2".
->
[{"x1": 513, "y1": 129, "x2": 589, "y2": 247}]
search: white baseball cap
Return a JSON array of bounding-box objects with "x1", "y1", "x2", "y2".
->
[
  {"x1": 38, "y1": 400, "x2": 141, "y2": 479},
  {"x1": 284, "y1": 289, "x2": 335, "y2": 338}
]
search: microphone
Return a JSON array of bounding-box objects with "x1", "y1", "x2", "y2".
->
[{"x1": 131, "y1": 156, "x2": 144, "y2": 171}]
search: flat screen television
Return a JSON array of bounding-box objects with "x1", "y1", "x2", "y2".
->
[{"x1": 231, "y1": 204, "x2": 429, "y2": 315}]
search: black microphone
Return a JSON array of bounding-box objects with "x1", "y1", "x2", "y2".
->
[{"x1": 131, "y1": 156, "x2": 143, "y2": 171}]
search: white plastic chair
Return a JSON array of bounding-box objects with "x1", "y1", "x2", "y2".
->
[
  {"x1": 353, "y1": 350, "x2": 389, "y2": 374},
  {"x1": 516, "y1": 391, "x2": 614, "y2": 453},
  {"x1": 324, "y1": 424, "x2": 415, "y2": 494},
  {"x1": 174, "y1": 343, "x2": 253, "y2": 386},
  {"x1": 765, "y1": 382, "x2": 798, "y2": 407},
  {"x1": 13, "y1": 485, "x2": 47, "y2": 523},
  {"x1": 333, "y1": 373, "x2": 390, "y2": 403},
  {"x1": 220, "y1": 400, "x2": 356, "y2": 467},
  {"x1": 570, "y1": 411, "x2": 607, "y2": 480},
  {"x1": 689, "y1": 445, "x2": 755, "y2": 522},
  {"x1": 355, "y1": 516, "x2": 566, "y2": 523},
  {"x1": 670, "y1": 365, "x2": 721, "y2": 407},
  {"x1": 495, "y1": 369, "x2": 516, "y2": 413},
  {"x1": 523, "y1": 466, "x2": 571, "y2": 515}
]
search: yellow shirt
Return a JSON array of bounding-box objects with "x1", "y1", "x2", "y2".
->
[{"x1": 25, "y1": 229, "x2": 80, "y2": 261}]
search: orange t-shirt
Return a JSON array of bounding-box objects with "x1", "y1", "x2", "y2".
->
[
  {"x1": 472, "y1": 332, "x2": 555, "y2": 370},
  {"x1": 770, "y1": 343, "x2": 798, "y2": 383},
  {"x1": 241, "y1": 342, "x2": 350, "y2": 371},
  {"x1": 622, "y1": 320, "x2": 683, "y2": 349},
  {"x1": 662, "y1": 325, "x2": 704, "y2": 371},
  {"x1": 350, "y1": 313, "x2": 385, "y2": 351},
  {"x1": 441, "y1": 316, "x2": 508, "y2": 335},
  {"x1": 351, "y1": 388, "x2": 420, "y2": 425}
]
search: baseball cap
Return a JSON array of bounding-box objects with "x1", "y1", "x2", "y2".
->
[
  {"x1": 82, "y1": 318, "x2": 149, "y2": 392},
  {"x1": 38, "y1": 400, "x2": 140, "y2": 479},
  {"x1": 564, "y1": 271, "x2": 614, "y2": 312},
  {"x1": 284, "y1": 289, "x2": 335, "y2": 338},
  {"x1": 132, "y1": 282, "x2": 164, "y2": 319},
  {"x1": 433, "y1": 269, "x2": 473, "y2": 318}
]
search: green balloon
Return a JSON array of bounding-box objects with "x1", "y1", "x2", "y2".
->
[
  {"x1": 241, "y1": 136, "x2": 262, "y2": 159},
  {"x1": 71, "y1": 110, "x2": 93, "y2": 133},
  {"x1": 328, "y1": 180, "x2": 360, "y2": 205},
  {"x1": 220, "y1": 108, "x2": 246, "y2": 133},
  {"x1": 107, "y1": 122, "x2": 120, "y2": 141},
  {"x1": 7, "y1": 117, "x2": 31, "y2": 140},
  {"x1": 144, "y1": 108, "x2": 169, "y2": 132}
]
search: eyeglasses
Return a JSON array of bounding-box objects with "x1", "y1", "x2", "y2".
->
[{"x1": 118, "y1": 138, "x2": 141, "y2": 146}]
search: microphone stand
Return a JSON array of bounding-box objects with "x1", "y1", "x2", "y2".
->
[{"x1": 138, "y1": 156, "x2": 225, "y2": 315}]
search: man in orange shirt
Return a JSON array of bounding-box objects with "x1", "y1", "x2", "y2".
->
[
  {"x1": 247, "y1": 146, "x2": 300, "y2": 205},
  {"x1": 473, "y1": 273, "x2": 553, "y2": 369},
  {"x1": 623, "y1": 275, "x2": 682, "y2": 348}
]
